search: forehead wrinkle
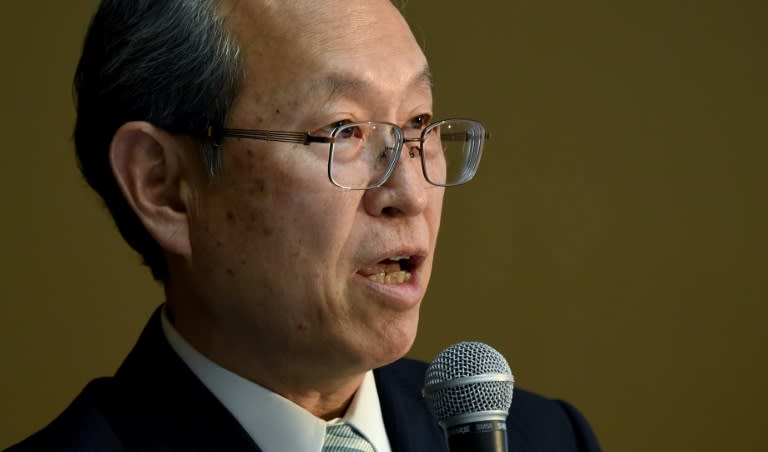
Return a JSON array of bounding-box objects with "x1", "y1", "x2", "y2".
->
[
  {"x1": 317, "y1": 64, "x2": 433, "y2": 103},
  {"x1": 319, "y1": 75, "x2": 369, "y2": 102}
]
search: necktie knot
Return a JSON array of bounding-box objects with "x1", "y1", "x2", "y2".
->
[{"x1": 323, "y1": 423, "x2": 375, "y2": 452}]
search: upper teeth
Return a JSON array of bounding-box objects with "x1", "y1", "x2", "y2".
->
[
  {"x1": 369, "y1": 271, "x2": 412, "y2": 284},
  {"x1": 390, "y1": 256, "x2": 410, "y2": 261}
]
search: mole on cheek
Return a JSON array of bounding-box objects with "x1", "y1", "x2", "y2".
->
[
  {"x1": 226, "y1": 211, "x2": 236, "y2": 222},
  {"x1": 251, "y1": 178, "x2": 266, "y2": 194},
  {"x1": 225, "y1": 268, "x2": 235, "y2": 277}
]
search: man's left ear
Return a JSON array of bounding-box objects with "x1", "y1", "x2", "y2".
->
[{"x1": 109, "y1": 121, "x2": 199, "y2": 258}]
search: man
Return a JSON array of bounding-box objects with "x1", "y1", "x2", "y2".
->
[{"x1": 9, "y1": 0, "x2": 601, "y2": 450}]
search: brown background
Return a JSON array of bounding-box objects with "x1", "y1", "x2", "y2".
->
[{"x1": 1, "y1": 1, "x2": 766, "y2": 450}]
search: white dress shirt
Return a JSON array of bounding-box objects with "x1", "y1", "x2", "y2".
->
[{"x1": 161, "y1": 310, "x2": 392, "y2": 452}]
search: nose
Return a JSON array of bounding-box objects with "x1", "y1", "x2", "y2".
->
[{"x1": 362, "y1": 144, "x2": 429, "y2": 217}]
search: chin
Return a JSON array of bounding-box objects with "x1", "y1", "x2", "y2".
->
[{"x1": 365, "y1": 315, "x2": 420, "y2": 369}]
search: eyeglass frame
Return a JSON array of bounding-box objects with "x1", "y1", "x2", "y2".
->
[{"x1": 206, "y1": 118, "x2": 488, "y2": 190}]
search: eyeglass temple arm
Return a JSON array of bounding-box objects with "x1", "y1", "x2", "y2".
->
[
  {"x1": 206, "y1": 126, "x2": 335, "y2": 147},
  {"x1": 438, "y1": 131, "x2": 491, "y2": 142}
]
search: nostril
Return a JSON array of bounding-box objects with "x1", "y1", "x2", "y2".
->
[{"x1": 381, "y1": 206, "x2": 401, "y2": 217}]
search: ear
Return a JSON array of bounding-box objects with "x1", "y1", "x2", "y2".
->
[{"x1": 109, "y1": 121, "x2": 196, "y2": 259}]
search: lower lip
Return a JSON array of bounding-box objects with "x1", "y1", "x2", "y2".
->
[{"x1": 354, "y1": 270, "x2": 423, "y2": 310}]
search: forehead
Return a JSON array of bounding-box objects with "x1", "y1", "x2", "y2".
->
[{"x1": 221, "y1": 0, "x2": 430, "y2": 117}]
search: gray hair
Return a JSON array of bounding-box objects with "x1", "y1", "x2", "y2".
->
[{"x1": 74, "y1": 0, "x2": 245, "y2": 280}]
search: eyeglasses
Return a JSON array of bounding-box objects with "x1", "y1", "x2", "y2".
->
[{"x1": 207, "y1": 118, "x2": 487, "y2": 190}]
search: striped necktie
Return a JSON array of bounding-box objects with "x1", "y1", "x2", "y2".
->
[{"x1": 322, "y1": 423, "x2": 375, "y2": 452}]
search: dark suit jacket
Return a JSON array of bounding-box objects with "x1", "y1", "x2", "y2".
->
[{"x1": 7, "y1": 310, "x2": 601, "y2": 451}]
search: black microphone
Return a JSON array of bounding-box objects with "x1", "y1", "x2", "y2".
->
[{"x1": 422, "y1": 342, "x2": 515, "y2": 452}]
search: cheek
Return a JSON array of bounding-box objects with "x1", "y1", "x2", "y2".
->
[
  {"x1": 195, "y1": 141, "x2": 367, "y2": 288},
  {"x1": 219, "y1": 173, "x2": 362, "y2": 282},
  {"x1": 427, "y1": 187, "x2": 445, "y2": 238}
]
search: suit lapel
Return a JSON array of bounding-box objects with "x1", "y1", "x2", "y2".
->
[
  {"x1": 375, "y1": 360, "x2": 448, "y2": 452},
  {"x1": 106, "y1": 308, "x2": 262, "y2": 452},
  {"x1": 109, "y1": 309, "x2": 451, "y2": 451}
]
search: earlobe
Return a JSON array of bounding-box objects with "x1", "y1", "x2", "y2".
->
[{"x1": 110, "y1": 122, "x2": 193, "y2": 258}]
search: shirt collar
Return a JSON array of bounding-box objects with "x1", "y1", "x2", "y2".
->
[
  {"x1": 344, "y1": 371, "x2": 390, "y2": 451},
  {"x1": 161, "y1": 308, "x2": 391, "y2": 452}
]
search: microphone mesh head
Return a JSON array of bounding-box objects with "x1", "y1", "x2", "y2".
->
[{"x1": 423, "y1": 342, "x2": 514, "y2": 424}]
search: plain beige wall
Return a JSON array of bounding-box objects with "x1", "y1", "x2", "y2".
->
[{"x1": 1, "y1": 1, "x2": 766, "y2": 450}]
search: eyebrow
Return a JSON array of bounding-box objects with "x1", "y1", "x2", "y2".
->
[{"x1": 318, "y1": 65, "x2": 433, "y2": 101}]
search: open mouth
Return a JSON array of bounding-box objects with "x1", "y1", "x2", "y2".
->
[{"x1": 360, "y1": 256, "x2": 418, "y2": 285}]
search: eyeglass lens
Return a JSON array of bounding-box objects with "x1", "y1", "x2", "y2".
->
[{"x1": 328, "y1": 120, "x2": 485, "y2": 189}]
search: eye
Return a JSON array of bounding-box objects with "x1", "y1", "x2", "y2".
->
[
  {"x1": 330, "y1": 119, "x2": 352, "y2": 129},
  {"x1": 334, "y1": 121, "x2": 364, "y2": 140},
  {"x1": 406, "y1": 114, "x2": 432, "y2": 131},
  {"x1": 313, "y1": 120, "x2": 351, "y2": 136}
]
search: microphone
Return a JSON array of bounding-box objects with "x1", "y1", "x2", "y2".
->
[{"x1": 422, "y1": 342, "x2": 515, "y2": 452}]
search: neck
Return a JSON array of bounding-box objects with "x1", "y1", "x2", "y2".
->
[
  {"x1": 271, "y1": 374, "x2": 365, "y2": 420},
  {"x1": 164, "y1": 296, "x2": 366, "y2": 420}
]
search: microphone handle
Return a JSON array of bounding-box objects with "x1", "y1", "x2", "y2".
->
[{"x1": 446, "y1": 419, "x2": 508, "y2": 452}]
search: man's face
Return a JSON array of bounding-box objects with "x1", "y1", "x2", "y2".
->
[{"x1": 181, "y1": 0, "x2": 443, "y2": 380}]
